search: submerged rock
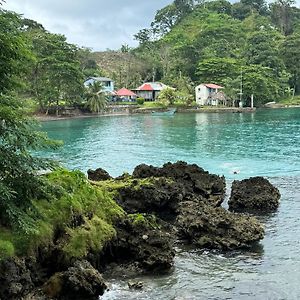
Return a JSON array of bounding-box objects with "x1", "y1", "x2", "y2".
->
[
  {"x1": 229, "y1": 177, "x2": 281, "y2": 213},
  {"x1": 43, "y1": 260, "x2": 107, "y2": 300},
  {"x1": 128, "y1": 280, "x2": 144, "y2": 290},
  {"x1": 176, "y1": 200, "x2": 264, "y2": 250},
  {"x1": 87, "y1": 167, "x2": 112, "y2": 181},
  {"x1": 133, "y1": 161, "x2": 226, "y2": 206}
]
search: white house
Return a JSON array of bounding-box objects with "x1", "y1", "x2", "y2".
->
[
  {"x1": 84, "y1": 77, "x2": 115, "y2": 93},
  {"x1": 195, "y1": 83, "x2": 225, "y2": 106}
]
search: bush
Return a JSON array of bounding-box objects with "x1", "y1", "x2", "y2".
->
[
  {"x1": 136, "y1": 97, "x2": 145, "y2": 105},
  {"x1": 0, "y1": 240, "x2": 15, "y2": 259}
]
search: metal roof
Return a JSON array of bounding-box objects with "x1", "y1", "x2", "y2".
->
[
  {"x1": 115, "y1": 88, "x2": 137, "y2": 96},
  {"x1": 88, "y1": 77, "x2": 113, "y2": 82},
  {"x1": 204, "y1": 83, "x2": 224, "y2": 89}
]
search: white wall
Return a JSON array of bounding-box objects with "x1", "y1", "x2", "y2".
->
[{"x1": 195, "y1": 84, "x2": 209, "y2": 105}]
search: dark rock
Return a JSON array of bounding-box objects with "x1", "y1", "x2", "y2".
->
[
  {"x1": 176, "y1": 200, "x2": 264, "y2": 250},
  {"x1": 43, "y1": 260, "x2": 107, "y2": 300},
  {"x1": 116, "y1": 177, "x2": 187, "y2": 221},
  {"x1": 102, "y1": 215, "x2": 175, "y2": 274},
  {"x1": 0, "y1": 257, "x2": 34, "y2": 300},
  {"x1": 229, "y1": 177, "x2": 281, "y2": 213},
  {"x1": 128, "y1": 280, "x2": 144, "y2": 289},
  {"x1": 132, "y1": 161, "x2": 226, "y2": 206},
  {"x1": 87, "y1": 167, "x2": 112, "y2": 181}
]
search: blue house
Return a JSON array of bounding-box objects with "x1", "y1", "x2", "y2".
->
[{"x1": 84, "y1": 77, "x2": 115, "y2": 93}]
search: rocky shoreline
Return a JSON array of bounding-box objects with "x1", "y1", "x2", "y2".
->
[{"x1": 0, "y1": 162, "x2": 281, "y2": 300}]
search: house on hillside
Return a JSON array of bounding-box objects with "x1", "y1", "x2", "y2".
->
[
  {"x1": 133, "y1": 82, "x2": 174, "y2": 101},
  {"x1": 195, "y1": 83, "x2": 226, "y2": 106},
  {"x1": 114, "y1": 88, "x2": 137, "y2": 102},
  {"x1": 84, "y1": 77, "x2": 115, "y2": 93}
]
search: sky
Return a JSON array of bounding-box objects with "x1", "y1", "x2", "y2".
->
[
  {"x1": 3, "y1": 0, "x2": 173, "y2": 51},
  {"x1": 3, "y1": 0, "x2": 300, "y2": 51}
]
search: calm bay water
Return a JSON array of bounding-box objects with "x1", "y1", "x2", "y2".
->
[{"x1": 41, "y1": 108, "x2": 300, "y2": 299}]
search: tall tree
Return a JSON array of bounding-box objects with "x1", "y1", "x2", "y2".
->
[{"x1": 0, "y1": 9, "x2": 59, "y2": 229}]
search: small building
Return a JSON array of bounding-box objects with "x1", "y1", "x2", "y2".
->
[
  {"x1": 84, "y1": 77, "x2": 115, "y2": 93},
  {"x1": 133, "y1": 82, "x2": 174, "y2": 101},
  {"x1": 195, "y1": 83, "x2": 225, "y2": 106},
  {"x1": 114, "y1": 88, "x2": 137, "y2": 102}
]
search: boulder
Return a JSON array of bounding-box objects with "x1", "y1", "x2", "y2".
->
[
  {"x1": 43, "y1": 260, "x2": 107, "y2": 300},
  {"x1": 229, "y1": 177, "x2": 281, "y2": 213},
  {"x1": 116, "y1": 177, "x2": 187, "y2": 220},
  {"x1": 87, "y1": 167, "x2": 112, "y2": 181},
  {"x1": 105, "y1": 215, "x2": 175, "y2": 274},
  {"x1": 132, "y1": 161, "x2": 226, "y2": 206},
  {"x1": 176, "y1": 200, "x2": 264, "y2": 250}
]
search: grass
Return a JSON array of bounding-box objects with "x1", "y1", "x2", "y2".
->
[
  {"x1": 279, "y1": 95, "x2": 300, "y2": 106},
  {"x1": 0, "y1": 169, "x2": 125, "y2": 260}
]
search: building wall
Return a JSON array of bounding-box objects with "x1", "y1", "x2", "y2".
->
[
  {"x1": 84, "y1": 78, "x2": 114, "y2": 93},
  {"x1": 195, "y1": 84, "x2": 210, "y2": 105}
]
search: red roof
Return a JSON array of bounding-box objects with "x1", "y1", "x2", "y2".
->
[
  {"x1": 137, "y1": 83, "x2": 154, "y2": 91},
  {"x1": 204, "y1": 83, "x2": 224, "y2": 89},
  {"x1": 115, "y1": 88, "x2": 137, "y2": 97}
]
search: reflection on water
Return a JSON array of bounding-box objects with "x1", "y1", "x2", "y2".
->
[{"x1": 41, "y1": 109, "x2": 300, "y2": 299}]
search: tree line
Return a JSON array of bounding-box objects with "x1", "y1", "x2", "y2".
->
[{"x1": 132, "y1": 0, "x2": 300, "y2": 105}]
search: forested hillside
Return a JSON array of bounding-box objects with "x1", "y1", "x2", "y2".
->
[{"x1": 129, "y1": 0, "x2": 300, "y2": 105}]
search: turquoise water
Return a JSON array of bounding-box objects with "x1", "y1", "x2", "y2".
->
[{"x1": 41, "y1": 108, "x2": 300, "y2": 299}]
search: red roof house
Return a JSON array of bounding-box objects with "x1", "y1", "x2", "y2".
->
[
  {"x1": 195, "y1": 83, "x2": 226, "y2": 106},
  {"x1": 115, "y1": 88, "x2": 137, "y2": 97}
]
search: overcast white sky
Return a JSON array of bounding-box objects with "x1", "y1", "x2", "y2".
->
[
  {"x1": 3, "y1": 0, "x2": 300, "y2": 51},
  {"x1": 4, "y1": 0, "x2": 173, "y2": 50}
]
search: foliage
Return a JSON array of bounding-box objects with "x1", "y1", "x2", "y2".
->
[
  {"x1": 84, "y1": 81, "x2": 108, "y2": 113},
  {"x1": 157, "y1": 88, "x2": 177, "y2": 106},
  {"x1": 0, "y1": 170, "x2": 125, "y2": 259},
  {"x1": 136, "y1": 97, "x2": 145, "y2": 105}
]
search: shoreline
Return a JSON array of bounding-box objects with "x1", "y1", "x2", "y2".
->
[{"x1": 34, "y1": 106, "x2": 257, "y2": 122}]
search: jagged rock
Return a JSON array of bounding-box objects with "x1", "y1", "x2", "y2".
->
[
  {"x1": 132, "y1": 161, "x2": 226, "y2": 206},
  {"x1": 128, "y1": 280, "x2": 144, "y2": 289},
  {"x1": 176, "y1": 200, "x2": 264, "y2": 250},
  {"x1": 43, "y1": 260, "x2": 107, "y2": 300},
  {"x1": 0, "y1": 258, "x2": 34, "y2": 300},
  {"x1": 104, "y1": 215, "x2": 175, "y2": 274},
  {"x1": 229, "y1": 177, "x2": 281, "y2": 213},
  {"x1": 116, "y1": 177, "x2": 187, "y2": 220},
  {"x1": 87, "y1": 167, "x2": 112, "y2": 181}
]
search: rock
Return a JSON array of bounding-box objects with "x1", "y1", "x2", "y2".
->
[
  {"x1": 176, "y1": 200, "x2": 264, "y2": 250},
  {"x1": 104, "y1": 215, "x2": 175, "y2": 274},
  {"x1": 132, "y1": 161, "x2": 226, "y2": 206},
  {"x1": 229, "y1": 177, "x2": 281, "y2": 213},
  {"x1": 116, "y1": 177, "x2": 186, "y2": 221},
  {"x1": 0, "y1": 257, "x2": 34, "y2": 300},
  {"x1": 128, "y1": 280, "x2": 144, "y2": 289},
  {"x1": 43, "y1": 260, "x2": 107, "y2": 300},
  {"x1": 87, "y1": 167, "x2": 112, "y2": 181}
]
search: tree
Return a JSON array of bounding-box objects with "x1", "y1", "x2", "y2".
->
[
  {"x1": 270, "y1": 0, "x2": 296, "y2": 35},
  {"x1": 280, "y1": 32, "x2": 300, "y2": 93},
  {"x1": 197, "y1": 57, "x2": 241, "y2": 85},
  {"x1": 205, "y1": 0, "x2": 232, "y2": 15},
  {"x1": 0, "y1": 9, "x2": 59, "y2": 229},
  {"x1": 157, "y1": 88, "x2": 177, "y2": 106},
  {"x1": 84, "y1": 82, "x2": 108, "y2": 113},
  {"x1": 25, "y1": 30, "x2": 84, "y2": 114}
]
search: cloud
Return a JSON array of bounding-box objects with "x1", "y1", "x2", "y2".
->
[
  {"x1": 3, "y1": 0, "x2": 300, "y2": 51},
  {"x1": 3, "y1": 0, "x2": 172, "y2": 50}
]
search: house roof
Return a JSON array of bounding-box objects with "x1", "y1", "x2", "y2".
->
[
  {"x1": 135, "y1": 82, "x2": 173, "y2": 91},
  {"x1": 115, "y1": 88, "x2": 137, "y2": 97},
  {"x1": 204, "y1": 83, "x2": 224, "y2": 89},
  {"x1": 87, "y1": 77, "x2": 113, "y2": 82}
]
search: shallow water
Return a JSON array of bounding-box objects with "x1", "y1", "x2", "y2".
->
[{"x1": 41, "y1": 108, "x2": 300, "y2": 299}]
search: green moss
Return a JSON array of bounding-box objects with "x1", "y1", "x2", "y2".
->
[
  {"x1": 63, "y1": 216, "x2": 116, "y2": 258},
  {"x1": 0, "y1": 169, "x2": 125, "y2": 260},
  {"x1": 128, "y1": 213, "x2": 160, "y2": 230},
  {"x1": 0, "y1": 239, "x2": 15, "y2": 259}
]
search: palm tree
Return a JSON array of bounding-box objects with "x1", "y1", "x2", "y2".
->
[{"x1": 85, "y1": 81, "x2": 108, "y2": 113}]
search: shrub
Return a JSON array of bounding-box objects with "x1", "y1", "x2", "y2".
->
[{"x1": 136, "y1": 97, "x2": 145, "y2": 105}]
